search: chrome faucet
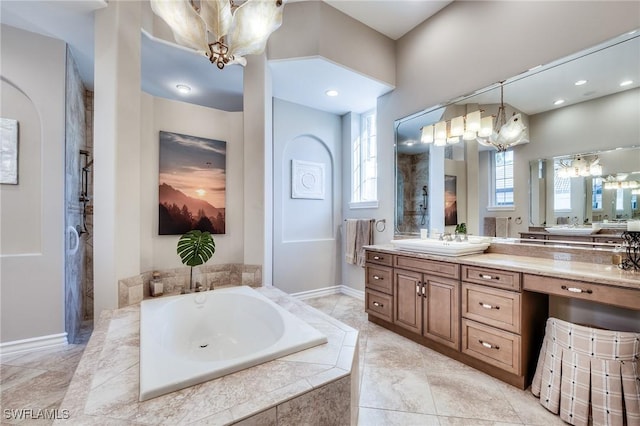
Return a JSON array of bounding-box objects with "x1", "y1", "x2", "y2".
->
[{"x1": 439, "y1": 232, "x2": 453, "y2": 242}]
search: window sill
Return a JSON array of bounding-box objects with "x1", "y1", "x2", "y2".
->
[
  {"x1": 349, "y1": 200, "x2": 379, "y2": 209},
  {"x1": 487, "y1": 205, "x2": 516, "y2": 212}
]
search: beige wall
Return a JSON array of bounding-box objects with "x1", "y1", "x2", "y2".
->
[
  {"x1": 268, "y1": 1, "x2": 395, "y2": 87},
  {"x1": 0, "y1": 25, "x2": 66, "y2": 342},
  {"x1": 139, "y1": 94, "x2": 245, "y2": 271}
]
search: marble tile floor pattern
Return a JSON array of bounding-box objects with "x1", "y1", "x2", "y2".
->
[{"x1": 0, "y1": 296, "x2": 565, "y2": 425}]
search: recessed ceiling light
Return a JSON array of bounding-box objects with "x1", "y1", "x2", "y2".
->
[
  {"x1": 553, "y1": 99, "x2": 565, "y2": 106},
  {"x1": 325, "y1": 90, "x2": 339, "y2": 97},
  {"x1": 620, "y1": 80, "x2": 633, "y2": 87},
  {"x1": 176, "y1": 84, "x2": 191, "y2": 94},
  {"x1": 574, "y1": 80, "x2": 587, "y2": 86}
]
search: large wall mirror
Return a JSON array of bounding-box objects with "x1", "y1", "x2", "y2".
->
[
  {"x1": 530, "y1": 146, "x2": 640, "y2": 228},
  {"x1": 395, "y1": 29, "x2": 640, "y2": 237}
]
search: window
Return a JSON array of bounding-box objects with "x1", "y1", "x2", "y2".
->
[
  {"x1": 592, "y1": 177, "x2": 603, "y2": 210},
  {"x1": 490, "y1": 150, "x2": 514, "y2": 207},
  {"x1": 554, "y1": 159, "x2": 571, "y2": 211},
  {"x1": 351, "y1": 110, "x2": 377, "y2": 207},
  {"x1": 616, "y1": 188, "x2": 624, "y2": 211}
]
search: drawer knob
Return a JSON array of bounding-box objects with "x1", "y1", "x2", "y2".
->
[
  {"x1": 561, "y1": 285, "x2": 593, "y2": 294},
  {"x1": 373, "y1": 275, "x2": 383, "y2": 280},
  {"x1": 373, "y1": 256, "x2": 382, "y2": 260},
  {"x1": 373, "y1": 301, "x2": 384, "y2": 308},
  {"x1": 479, "y1": 340, "x2": 500, "y2": 350},
  {"x1": 480, "y1": 274, "x2": 499, "y2": 280},
  {"x1": 479, "y1": 302, "x2": 500, "y2": 310},
  {"x1": 528, "y1": 236, "x2": 535, "y2": 239}
]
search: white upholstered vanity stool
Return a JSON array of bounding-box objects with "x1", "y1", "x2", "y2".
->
[{"x1": 531, "y1": 318, "x2": 640, "y2": 426}]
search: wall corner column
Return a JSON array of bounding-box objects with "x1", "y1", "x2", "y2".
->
[
  {"x1": 93, "y1": 1, "x2": 142, "y2": 314},
  {"x1": 243, "y1": 54, "x2": 273, "y2": 284}
]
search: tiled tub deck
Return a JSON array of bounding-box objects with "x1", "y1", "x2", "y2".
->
[{"x1": 55, "y1": 286, "x2": 359, "y2": 425}]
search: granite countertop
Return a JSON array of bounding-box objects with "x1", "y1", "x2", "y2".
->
[
  {"x1": 365, "y1": 245, "x2": 640, "y2": 290},
  {"x1": 55, "y1": 287, "x2": 358, "y2": 425}
]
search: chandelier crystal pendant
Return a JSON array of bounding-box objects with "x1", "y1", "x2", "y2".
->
[
  {"x1": 150, "y1": 0, "x2": 286, "y2": 69},
  {"x1": 476, "y1": 82, "x2": 529, "y2": 152}
]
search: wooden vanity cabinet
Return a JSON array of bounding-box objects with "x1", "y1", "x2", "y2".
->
[
  {"x1": 364, "y1": 249, "x2": 548, "y2": 389},
  {"x1": 461, "y1": 265, "x2": 547, "y2": 386},
  {"x1": 394, "y1": 259, "x2": 460, "y2": 350},
  {"x1": 365, "y1": 251, "x2": 394, "y2": 323}
]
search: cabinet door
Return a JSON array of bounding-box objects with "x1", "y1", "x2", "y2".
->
[
  {"x1": 393, "y1": 269, "x2": 422, "y2": 334},
  {"x1": 423, "y1": 276, "x2": 460, "y2": 350}
]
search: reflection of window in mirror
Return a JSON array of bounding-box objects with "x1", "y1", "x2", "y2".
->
[
  {"x1": 490, "y1": 150, "x2": 514, "y2": 207},
  {"x1": 553, "y1": 159, "x2": 571, "y2": 211},
  {"x1": 616, "y1": 189, "x2": 624, "y2": 211},
  {"x1": 592, "y1": 178, "x2": 603, "y2": 210},
  {"x1": 351, "y1": 109, "x2": 377, "y2": 207}
]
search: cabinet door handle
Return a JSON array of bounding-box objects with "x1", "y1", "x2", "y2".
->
[
  {"x1": 480, "y1": 274, "x2": 499, "y2": 280},
  {"x1": 561, "y1": 285, "x2": 593, "y2": 294},
  {"x1": 479, "y1": 302, "x2": 500, "y2": 310},
  {"x1": 421, "y1": 283, "x2": 426, "y2": 298},
  {"x1": 373, "y1": 256, "x2": 383, "y2": 260},
  {"x1": 479, "y1": 340, "x2": 500, "y2": 350},
  {"x1": 373, "y1": 301, "x2": 384, "y2": 308},
  {"x1": 373, "y1": 275, "x2": 383, "y2": 280},
  {"x1": 416, "y1": 282, "x2": 422, "y2": 296}
]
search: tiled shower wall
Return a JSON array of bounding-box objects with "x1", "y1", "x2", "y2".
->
[
  {"x1": 83, "y1": 90, "x2": 94, "y2": 321},
  {"x1": 64, "y1": 48, "x2": 86, "y2": 343},
  {"x1": 396, "y1": 152, "x2": 429, "y2": 233}
]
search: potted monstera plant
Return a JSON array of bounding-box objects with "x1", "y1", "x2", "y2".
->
[{"x1": 177, "y1": 230, "x2": 216, "y2": 292}]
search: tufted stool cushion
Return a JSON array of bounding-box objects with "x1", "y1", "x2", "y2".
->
[{"x1": 531, "y1": 318, "x2": 640, "y2": 426}]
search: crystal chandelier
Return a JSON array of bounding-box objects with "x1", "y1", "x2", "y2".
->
[
  {"x1": 150, "y1": 0, "x2": 285, "y2": 69},
  {"x1": 420, "y1": 82, "x2": 529, "y2": 152}
]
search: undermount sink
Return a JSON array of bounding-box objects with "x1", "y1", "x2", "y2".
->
[
  {"x1": 544, "y1": 225, "x2": 601, "y2": 235},
  {"x1": 390, "y1": 237, "x2": 491, "y2": 256}
]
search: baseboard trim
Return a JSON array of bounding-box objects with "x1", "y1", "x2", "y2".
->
[
  {"x1": 0, "y1": 333, "x2": 68, "y2": 357},
  {"x1": 291, "y1": 285, "x2": 364, "y2": 301},
  {"x1": 340, "y1": 285, "x2": 364, "y2": 300},
  {"x1": 291, "y1": 286, "x2": 342, "y2": 300}
]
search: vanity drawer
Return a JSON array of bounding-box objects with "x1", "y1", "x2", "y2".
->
[
  {"x1": 462, "y1": 283, "x2": 521, "y2": 334},
  {"x1": 366, "y1": 251, "x2": 393, "y2": 267},
  {"x1": 395, "y1": 255, "x2": 460, "y2": 279},
  {"x1": 523, "y1": 274, "x2": 640, "y2": 311},
  {"x1": 462, "y1": 319, "x2": 520, "y2": 375},
  {"x1": 462, "y1": 265, "x2": 520, "y2": 291},
  {"x1": 365, "y1": 265, "x2": 393, "y2": 294},
  {"x1": 592, "y1": 235, "x2": 623, "y2": 245},
  {"x1": 365, "y1": 289, "x2": 393, "y2": 322}
]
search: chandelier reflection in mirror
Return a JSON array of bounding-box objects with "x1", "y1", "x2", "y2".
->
[
  {"x1": 556, "y1": 156, "x2": 603, "y2": 178},
  {"x1": 150, "y1": 0, "x2": 285, "y2": 69},
  {"x1": 420, "y1": 82, "x2": 529, "y2": 152}
]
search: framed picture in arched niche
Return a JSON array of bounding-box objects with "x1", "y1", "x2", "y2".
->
[{"x1": 158, "y1": 131, "x2": 226, "y2": 235}]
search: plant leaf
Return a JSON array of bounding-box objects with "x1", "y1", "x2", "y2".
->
[{"x1": 177, "y1": 230, "x2": 216, "y2": 267}]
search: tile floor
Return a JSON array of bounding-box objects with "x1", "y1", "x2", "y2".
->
[{"x1": 0, "y1": 295, "x2": 566, "y2": 425}]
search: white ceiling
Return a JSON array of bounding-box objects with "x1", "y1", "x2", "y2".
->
[{"x1": 0, "y1": 0, "x2": 449, "y2": 115}]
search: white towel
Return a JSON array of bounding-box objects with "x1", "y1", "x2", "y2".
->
[{"x1": 496, "y1": 217, "x2": 509, "y2": 238}]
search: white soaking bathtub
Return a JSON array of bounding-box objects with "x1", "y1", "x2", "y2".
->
[{"x1": 139, "y1": 286, "x2": 327, "y2": 401}]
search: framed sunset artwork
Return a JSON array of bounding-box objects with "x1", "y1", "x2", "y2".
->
[{"x1": 158, "y1": 131, "x2": 226, "y2": 235}]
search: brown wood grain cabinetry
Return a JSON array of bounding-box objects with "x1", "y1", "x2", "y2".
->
[
  {"x1": 461, "y1": 266, "x2": 547, "y2": 388},
  {"x1": 364, "y1": 249, "x2": 548, "y2": 390},
  {"x1": 365, "y1": 251, "x2": 395, "y2": 322},
  {"x1": 523, "y1": 274, "x2": 640, "y2": 311},
  {"x1": 394, "y1": 262, "x2": 460, "y2": 350}
]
